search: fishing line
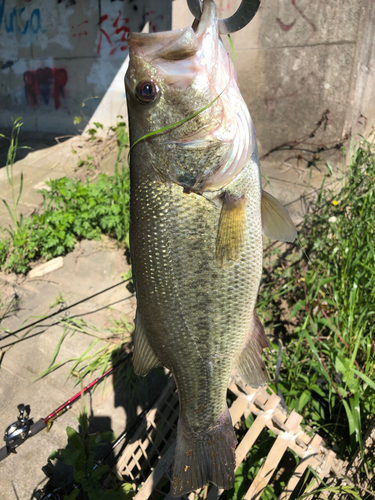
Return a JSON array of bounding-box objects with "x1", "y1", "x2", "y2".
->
[{"x1": 0, "y1": 278, "x2": 131, "y2": 343}]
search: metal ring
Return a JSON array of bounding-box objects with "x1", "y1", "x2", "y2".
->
[{"x1": 187, "y1": 0, "x2": 261, "y2": 34}]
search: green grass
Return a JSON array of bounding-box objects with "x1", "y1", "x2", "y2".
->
[
  {"x1": 0, "y1": 121, "x2": 130, "y2": 274},
  {"x1": 253, "y1": 136, "x2": 375, "y2": 498}
]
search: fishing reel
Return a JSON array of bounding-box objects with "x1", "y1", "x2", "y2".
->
[{"x1": 4, "y1": 404, "x2": 32, "y2": 452}]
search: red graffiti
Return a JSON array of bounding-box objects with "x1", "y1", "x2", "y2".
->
[
  {"x1": 23, "y1": 67, "x2": 68, "y2": 109},
  {"x1": 71, "y1": 19, "x2": 88, "y2": 41},
  {"x1": 146, "y1": 10, "x2": 165, "y2": 33},
  {"x1": 53, "y1": 68, "x2": 68, "y2": 109},
  {"x1": 277, "y1": 0, "x2": 317, "y2": 32},
  {"x1": 276, "y1": 18, "x2": 296, "y2": 31},
  {"x1": 97, "y1": 10, "x2": 129, "y2": 55}
]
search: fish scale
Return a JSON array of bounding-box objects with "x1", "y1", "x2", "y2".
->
[
  {"x1": 126, "y1": 0, "x2": 296, "y2": 495},
  {"x1": 130, "y1": 148, "x2": 262, "y2": 431}
]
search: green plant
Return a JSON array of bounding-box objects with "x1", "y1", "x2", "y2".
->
[
  {"x1": 0, "y1": 118, "x2": 28, "y2": 236},
  {"x1": 256, "y1": 137, "x2": 375, "y2": 484},
  {"x1": 49, "y1": 381, "x2": 134, "y2": 500},
  {"x1": 0, "y1": 118, "x2": 33, "y2": 270},
  {"x1": 38, "y1": 315, "x2": 133, "y2": 382},
  {"x1": 0, "y1": 228, "x2": 10, "y2": 267},
  {"x1": 0, "y1": 120, "x2": 130, "y2": 274},
  {"x1": 86, "y1": 122, "x2": 104, "y2": 141}
]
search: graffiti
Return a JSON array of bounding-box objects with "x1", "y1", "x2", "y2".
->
[
  {"x1": 23, "y1": 68, "x2": 68, "y2": 110},
  {"x1": 276, "y1": 0, "x2": 317, "y2": 32},
  {"x1": 57, "y1": 0, "x2": 76, "y2": 5},
  {"x1": 0, "y1": 0, "x2": 44, "y2": 34},
  {"x1": 1, "y1": 60, "x2": 13, "y2": 69},
  {"x1": 276, "y1": 18, "x2": 296, "y2": 32},
  {"x1": 97, "y1": 9, "x2": 130, "y2": 55},
  {"x1": 71, "y1": 19, "x2": 88, "y2": 41},
  {"x1": 146, "y1": 10, "x2": 165, "y2": 33}
]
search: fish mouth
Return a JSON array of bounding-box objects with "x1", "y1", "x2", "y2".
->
[{"x1": 127, "y1": 0, "x2": 220, "y2": 84}]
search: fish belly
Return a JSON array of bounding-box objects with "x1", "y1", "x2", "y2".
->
[{"x1": 130, "y1": 156, "x2": 262, "y2": 495}]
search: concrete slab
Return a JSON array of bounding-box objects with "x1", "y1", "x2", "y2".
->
[{"x1": 0, "y1": 237, "x2": 139, "y2": 499}]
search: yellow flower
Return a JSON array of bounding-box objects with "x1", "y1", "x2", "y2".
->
[{"x1": 332, "y1": 200, "x2": 339, "y2": 206}]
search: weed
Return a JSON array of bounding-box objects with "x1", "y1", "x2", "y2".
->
[
  {"x1": 0, "y1": 120, "x2": 130, "y2": 274},
  {"x1": 0, "y1": 118, "x2": 29, "y2": 236},
  {"x1": 49, "y1": 377, "x2": 134, "y2": 499},
  {"x1": 256, "y1": 137, "x2": 375, "y2": 492},
  {"x1": 38, "y1": 315, "x2": 133, "y2": 383}
]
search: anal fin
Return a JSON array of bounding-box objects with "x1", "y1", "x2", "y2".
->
[
  {"x1": 261, "y1": 190, "x2": 297, "y2": 242},
  {"x1": 216, "y1": 192, "x2": 246, "y2": 266},
  {"x1": 236, "y1": 311, "x2": 269, "y2": 387},
  {"x1": 133, "y1": 313, "x2": 162, "y2": 377}
]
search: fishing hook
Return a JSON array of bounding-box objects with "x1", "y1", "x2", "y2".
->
[{"x1": 187, "y1": 0, "x2": 261, "y2": 34}]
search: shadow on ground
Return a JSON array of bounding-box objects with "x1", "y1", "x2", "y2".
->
[
  {"x1": 0, "y1": 128, "x2": 72, "y2": 168},
  {"x1": 31, "y1": 348, "x2": 168, "y2": 499}
]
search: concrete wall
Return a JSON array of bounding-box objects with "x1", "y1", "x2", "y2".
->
[
  {"x1": 1, "y1": 0, "x2": 374, "y2": 153},
  {"x1": 0, "y1": 0, "x2": 172, "y2": 134},
  {"x1": 173, "y1": 0, "x2": 375, "y2": 159}
]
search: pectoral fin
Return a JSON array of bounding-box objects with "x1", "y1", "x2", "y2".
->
[
  {"x1": 133, "y1": 313, "x2": 162, "y2": 376},
  {"x1": 261, "y1": 190, "x2": 297, "y2": 242},
  {"x1": 236, "y1": 311, "x2": 269, "y2": 387},
  {"x1": 216, "y1": 193, "x2": 246, "y2": 266}
]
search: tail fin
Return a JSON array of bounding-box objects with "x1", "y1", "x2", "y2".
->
[{"x1": 171, "y1": 408, "x2": 236, "y2": 497}]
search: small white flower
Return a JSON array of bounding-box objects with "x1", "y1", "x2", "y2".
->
[{"x1": 328, "y1": 216, "x2": 337, "y2": 223}]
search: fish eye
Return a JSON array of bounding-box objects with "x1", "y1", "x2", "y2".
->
[{"x1": 136, "y1": 81, "x2": 159, "y2": 103}]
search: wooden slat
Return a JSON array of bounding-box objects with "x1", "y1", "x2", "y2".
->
[
  {"x1": 229, "y1": 393, "x2": 252, "y2": 423},
  {"x1": 133, "y1": 443, "x2": 175, "y2": 500},
  {"x1": 302, "y1": 450, "x2": 336, "y2": 500},
  {"x1": 244, "y1": 411, "x2": 303, "y2": 500},
  {"x1": 279, "y1": 434, "x2": 323, "y2": 500},
  {"x1": 236, "y1": 394, "x2": 281, "y2": 468},
  {"x1": 115, "y1": 375, "x2": 348, "y2": 500},
  {"x1": 116, "y1": 377, "x2": 175, "y2": 474}
]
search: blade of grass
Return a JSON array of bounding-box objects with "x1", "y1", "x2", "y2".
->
[
  {"x1": 48, "y1": 328, "x2": 69, "y2": 369},
  {"x1": 130, "y1": 83, "x2": 228, "y2": 151}
]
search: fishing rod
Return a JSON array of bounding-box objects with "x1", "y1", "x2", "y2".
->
[
  {"x1": 0, "y1": 352, "x2": 133, "y2": 462},
  {"x1": 38, "y1": 377, "x2": 174, "y2": 500}
]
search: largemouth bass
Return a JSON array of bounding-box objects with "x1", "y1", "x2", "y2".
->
[{"x1": 125, "y1": 0, "x2": 296, "y2": 496}]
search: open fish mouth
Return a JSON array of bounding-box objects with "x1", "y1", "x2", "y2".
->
[{"x1": 126, "y1": 0, "x2": 219, "y2": 87}]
